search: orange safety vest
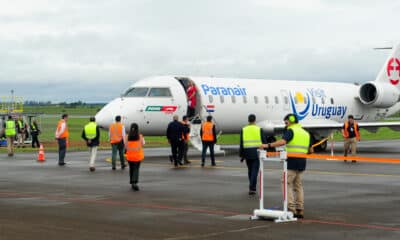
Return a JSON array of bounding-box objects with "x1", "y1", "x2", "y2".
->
[
  {"x1": 125, "y1": 135, "x2": 144, "y2": 162},
  {"x1": 56, "y1": 119, "x2": 69, "y2": 139},
  {"x1": 201, "y1": 122, "x2": 214, "y2": 141},
  {"x1": 342, "y1": 121, "x2": 360, "y2": 140},
  {"x1": 109, "y1": 122, "x2": 123, "y2": 143}
]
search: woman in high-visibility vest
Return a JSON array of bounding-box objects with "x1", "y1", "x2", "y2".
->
[{"x1": 124, "y1": 123, "x2": 145, "y2": 191}]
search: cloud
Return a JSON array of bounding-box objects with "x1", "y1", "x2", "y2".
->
[{"x1": 0, "y1": 0, "x2": 399, "y2": 102}]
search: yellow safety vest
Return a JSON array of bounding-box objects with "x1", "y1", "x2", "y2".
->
[
  {"x1": 5, "y1": 120, "x2": 16, "y2": 137},
  {"x1": 286, "y1": 124, "x2": 310, "y2": 154},
  {"x1": 242, "y1": 124, "x2": 262, "y2": 148},
  {"x1": 84, "y1": 122, "x2": 97, "y2": 140}
]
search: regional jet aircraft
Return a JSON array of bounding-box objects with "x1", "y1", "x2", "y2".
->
[{"x1": 95, "y1": 43, "x2": 400, "y2": 152}]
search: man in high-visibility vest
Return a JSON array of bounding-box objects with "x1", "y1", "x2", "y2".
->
[
  {"x1": 109, "y1": 115, "x2": 126, "y2": 170},
  {"x1": 200, "y1": 115, "x2": 217, "y2": 167},
  {"x1": 82, "y1": 117, "x2": 100, "y2": 172},
  {"x1": 5, "y1": 116, "x2": 16, "y2": 157},
  {"x1": 261, "y1": 113, "x2": 311, "y2": 219},
  {"x1": 55, "y1": 114, "x2": 69, "y2": 166},
  {"x1": 30, "y1": 119, "x2": 41, "y2": 148},
  {"x1": 342, "y1": 115, "x2": 360, "y2": 163},
  {"x1": 16, "y1": 116, "x2": 27, "y2": 148},
  {"x1": 240, "y1": 114, "x2": 265, "y2": 195}
]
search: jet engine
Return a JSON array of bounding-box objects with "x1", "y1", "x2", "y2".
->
[{"x1": 359, "y1": 82, "x2": 400, "y2": 108}]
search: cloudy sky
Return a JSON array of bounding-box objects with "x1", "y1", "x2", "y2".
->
[{"x1": 0, "y1": 0, "x2": 399, "y2": 103}]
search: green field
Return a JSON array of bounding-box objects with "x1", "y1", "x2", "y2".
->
[{"x1": 1, "y1": 105, "x2": 400, "y2": 153}]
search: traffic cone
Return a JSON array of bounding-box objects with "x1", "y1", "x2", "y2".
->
[{"x1": 38, "y1": 144, "x2": 45, "y2": 162}]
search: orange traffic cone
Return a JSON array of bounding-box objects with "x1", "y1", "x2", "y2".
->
[{"x1": 38, "y1": 144, "x2": 45, "y2": 162}]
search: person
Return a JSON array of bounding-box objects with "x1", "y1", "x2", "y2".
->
[
  {"x1": 342, "y1": 115, "x2": 360, "y2": 163},
  {"x1": 239, "y1": 114, "x2": 265, "y2": 195},
  {"x1": 5, "y1": 115, "x2": 16, "y2": 157},
  {"x1": 200, "y1": 115, "x2": 217, "y2": 167},
  {"x1": 82, "y1": 117, "x2": 100, "y2": 172},
  {"x1": 30, "y1": 119, "x2": 41, "y2": 148},
  {"x1": 55, "y1": 114, "x2": 69, "y2": 166},
  {"x1": 166, "y1": 115, "x2": 184, "y2": 167},
  {"x1": 125, "y1": 123, "x2": 145, "y2": 191},
  {"x1": 182, "y1": 115, "x2": 191, "y2": 164},
  {"x1": 261, "y1": 113, "x2": 311, "y2": 219},
  {"x1": 109, "y1": 115, "x2": 126, "y2": 170},
  {"x1": 16, "y1": 116, "x2": 27, "y2": 148},
  {"x1": 186, "y1": 81, "x2": 197, "y2": 119}
]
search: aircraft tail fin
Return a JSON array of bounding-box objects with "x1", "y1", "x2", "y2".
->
[{"x1": 374, "y1": 43, "x2": 400, "y2": 87}]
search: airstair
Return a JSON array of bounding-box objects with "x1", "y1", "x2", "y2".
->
[{"x1": 189, "y1": 116, "x2": 225, "y2": 155}]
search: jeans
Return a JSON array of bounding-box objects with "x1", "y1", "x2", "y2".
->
[
  {"x1": 111, "y1": 141, "x2": 125, "y2": 168},
  {"x1": 58, "y1": 138, "x2": 67, "y2": 164},
  {"x1": 245, "y1": 158, "x2": 260, "y2": 191},
  {"x1": 201, "y1": 141, "x2": 215, "y2": 164}
]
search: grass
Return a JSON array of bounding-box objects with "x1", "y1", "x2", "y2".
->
[{"x1": 1, "y1": 105, "x2": 400, "y2": 153}]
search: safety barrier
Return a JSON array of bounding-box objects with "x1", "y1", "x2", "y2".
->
[
  {"x1": 251, "y1": 150, "x2": 297, "y2": 222},
  {"x1": 266, "y1": 152, "x2": 400, "y2": 164}
]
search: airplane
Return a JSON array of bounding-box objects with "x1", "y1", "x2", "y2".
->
[{"x1": 95, "y1": 43, "x2": 400, "y2": 152}]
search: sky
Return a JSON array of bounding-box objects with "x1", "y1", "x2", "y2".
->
[{"x1": 0, "y1": 0, "x2": 399, "y2": 103}]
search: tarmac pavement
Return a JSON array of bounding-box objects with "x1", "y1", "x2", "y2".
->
[{"x1": 0, "y1": 140, "x2": 400, "y2": 239}]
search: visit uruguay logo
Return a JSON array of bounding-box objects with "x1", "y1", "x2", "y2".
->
[{"x1": 290, "y1": 89, "x2": 347, "y2": 120}]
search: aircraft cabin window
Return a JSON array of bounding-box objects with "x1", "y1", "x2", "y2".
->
[
  {"x1": 243, "y1": 96, "x2": 247, "y2": 104},
  {"x1": 231, "y1": 95, "x2": 236, "y2": 103},
  {"x1": 208, "y1": 95, "x2": 214, "y2": 103},
  {"x1": 284, "y1": 96, "x2": 288, "y2": 105},
  {"x1": 148, "y1": 88, "x2": 172, "y2": 97},
  {"x1": 220, "y1": 95, "x2": 224, "y2": 103},
  {"x1": 331, "y1": 98, "x2": 334, "y2": 104},
  {"x1": 123, "y1": 87, "x2": 149, "y2": 97},
  {"x1": 264, "y1": 96, "x2": 269, "y2": 104},
  {"x1": 274, "y1": 96, "x2": 279, "y2": 104},
  {"x1": 254, "y1": 96, "x2": 258, "y2": 104}
]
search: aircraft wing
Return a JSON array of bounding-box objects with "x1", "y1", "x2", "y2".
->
[{"x1": 261, "y1": 119, "x2": 400, "y2": 136}]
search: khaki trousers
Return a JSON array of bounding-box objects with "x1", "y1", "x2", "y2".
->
[
  {"x1": 6, "y1": 136, "x2": 14, "y2": 155},
  {"x1": 283, "y1": 170, "x2": 304, "y2": 211},
  {"x1": 344, "y1": 137, "x2": 357, "y2": 156}
]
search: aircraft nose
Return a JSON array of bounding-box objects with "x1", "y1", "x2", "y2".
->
[{"x1": 95, "y1": 98, "x2": 122, "y2": 129}]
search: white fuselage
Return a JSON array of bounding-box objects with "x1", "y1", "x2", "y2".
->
[{"x1": 95, "y1": 76, "x2": 400, "y2": 135}]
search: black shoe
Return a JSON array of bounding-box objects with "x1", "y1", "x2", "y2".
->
[
  {"x1": 211, "y1": 163, "x2": 216, "y2": 166},
  {"x1": 132, "y1": 184, "x2": 139, "y2": 191},
  {"x1": 351, "y1": 160, "x2": 357, "y2": 163},
  {"x1": 294, "y1": 209, "x2": 304, "y2": 219},
  {"x1": 178, "y1": 161, "x2": 183, "y2": 166},
  {"x1": 201, "y1": 163, "x2": 205, "y2": 167},
  {"x1": 58, "y1": 162, "x2": 66, "y2": 166},
  {"x1": 169, "y1": 155, "x2": 173, "y2": 163},
  {"x1": 112, "y1": 167, "x2": 116, "y2": 170},
  {"x1": 121, "y1": 165, "x2": 126, "y2": 170},
  {"x1": 248, "y1": 190, "x2": 256, "y2": 195},
  {"x1": 89, "y1": 167, "x2": 95, "y2": 172},
  {"x1": 184, "y1": 160, "x2": 191, "y2": 164},
  {"x1": 174, "y1": 162, "x2": 178, "y2": 167}
]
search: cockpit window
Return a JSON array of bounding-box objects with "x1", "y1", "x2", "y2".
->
[
  {"x1": 148, "y1": 88, "x2": 172, "y2": 97},
  {"x1": 123, "y1": 87, "x2": 149, "y2": 97}
]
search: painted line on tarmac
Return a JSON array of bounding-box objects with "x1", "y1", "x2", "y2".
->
[
  {"x1": 145, "y1": 163, "x2": 400, "y2": 178},
  {"x1": 1, "y1": 191, "x2": 400, "y2": 232},
  {"x1": 301, "y1": 219, "x2": 400, "y2": 231}
]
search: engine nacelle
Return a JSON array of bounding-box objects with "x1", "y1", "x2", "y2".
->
[{"x1": 359, "y1": 82, "x2": 400, "y2": 108}]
